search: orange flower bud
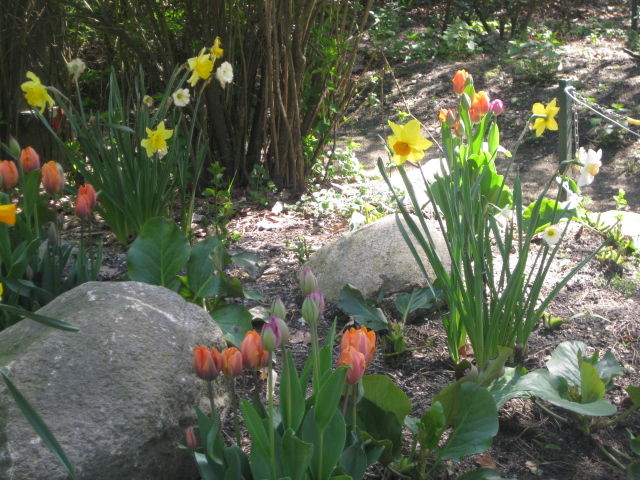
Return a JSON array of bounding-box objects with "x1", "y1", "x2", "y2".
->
[
  {"x1": 75, "y1": 193, "x2": 91, "y2": 219},
  {"x1": 469, "y1": 91, "x2": 490, "y2": 123},
  {"x1": 78, "y1": 184, "x2": 97, "y2": 209},
  {"x1": 221, "y1": 347, "x2": 243, "y2": 378},
  {"x1": 241, "y1": 330, "x2": 269, "y2": 370},
  {"x1": 193, "y1": 345, "x2": 220, "y2": 381},
  {"x1": 185, "y1": 427, "x2": 198, "y2": 450},
  {"x1": 0, "y1": 161, "x2": 18, "y2": 189},
  {"x1": 337, "y1": 346, "x2": 366, "y2": 385},
  {"x1": 20, "y1": 146, "x2": 40, "y2": 174},
  {"x1": 452, "y1": 70, "x2": 469, "y2": 95},
  {"x1": 438, "y1": 108, "x2": 448, "y2": 123},
  {"x1": 340, "y1": 326, "x2": 376, "y2": 367},
  {"x1": 41, "y1": 161, "x2": 65, "y2": 196}
]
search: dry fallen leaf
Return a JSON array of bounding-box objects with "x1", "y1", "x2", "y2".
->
[
  {"x1": 525, "y1": 460, "x2": 542, "y2": 475},
  {"x1": 289, "y1": 330, "x2": 311, "y2": 344},
  {"x1": 476, "y1": 453, "x2": 497, "y2": 469}
]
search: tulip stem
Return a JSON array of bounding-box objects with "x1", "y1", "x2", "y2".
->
[
  {"x1": 351, "y1": 385, "x2": 358, "y2": 433},
  {"x1": 207, "y1": 380, "x2": 215, "y2": 420},
  {"x1": 311, "y1": 323, "x2": 321, "y2": 391},
  {"x1": 231, "y1": 381, "x2": 241, "y2": 447},
  {"x1": 268, "y1": 353, "x2": 277, "y2": 480}
]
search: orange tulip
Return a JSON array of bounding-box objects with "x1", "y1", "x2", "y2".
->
[
  {"x1": 340, "y1": 326, "x2": 376, "y2": 367},
  {"x1": 210, "y1": 346, "x2": 222, "y2": 373},
  {"x1": 185, "y1": 427, "x2": 198, "y2": 450},
  {"x1": 469, "y1": 91, "x2": 490, "y2": 123},
  {"x1": 20, "y1": 146, "x2": 40, "y2": 174},
  {"x1": 241, "y1": 330, "x2": 269, "y2": 370},
  {"x1": 41, "y1": 161, "x2": 65, "y2": 196},
  {"x1": 337, "y1": 346, "x2": 366, "y2": 385},
  {"x1": 78, "y1": 184, "x2": 97, "y2": 209},
  {"x1": 193, "y1": 345, "x2": 220, "y2": 381},
  {"x1": 75, "y1": 193, "x2": 91, "y2": 219},
  {"x1": 452, "y1": 70, "x2": 469, "y2": 95},
  {"x1": 0, "y1": 161, "x2": 18, "y2": 189},
  {"x1": 221, "y1": 347, "x2": 243, "y2": 378}
]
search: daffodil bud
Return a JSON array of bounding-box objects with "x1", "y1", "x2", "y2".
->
[{"x1": 301, "y1": 296, "x2": 319, "y2": 326}]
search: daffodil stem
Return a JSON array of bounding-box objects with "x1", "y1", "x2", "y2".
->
[{"x1": 268, "y1": 353, "x2": 277, "y2": 480}]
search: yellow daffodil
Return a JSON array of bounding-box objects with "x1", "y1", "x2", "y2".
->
[
  {"x1": 0, "y1": 204, "x2": 17, "y2": 226},
  {"x1": 531, "y1": 99, "x2": 560, "y2": 137},
  {"x1": 387, "y1": 119, "x2": 433, "y2": 166},
  {"x1": 141, "y1": 121, "x2": 173, "y2": 157},
  {"x1": 211, "y1": 37, "x2": 224, "y2": 59},
  {"x1": 187, "y1": 49, "x2": 214, "y2": 87},
  {"x1": 21, "y1": 72, "x2": 55, "y2": 114}
]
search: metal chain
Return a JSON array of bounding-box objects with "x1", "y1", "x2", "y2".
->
[{"x1": 565, "y1": 86, "x2": 640, "y2": 139}]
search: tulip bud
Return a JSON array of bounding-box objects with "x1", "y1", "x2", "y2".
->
[
  {"x1": 466, "y1": 73, "x2": 474, "y2": 87},
  {"x1": 460, "y1": 93, "x2": 471, "y2": 111},
  {"x1": 272, "y1": 316, "x2": 290, "y2": 346},
  {"x1": 193, "y1": 345, "x2": 219, "y2": 381},
  {"x1": 454, "y1": 121, "x2": 465, "y2": 138},
  {"x1": 20, "y1": 146, "x2": 40, "y2": 174},
  {"x1": 301, "y1": 295, "x2": 319, "y2": 326},
  {"x1": 489, "y1": 99, "x2": 504, "y2": 116},
  {"x1": 261, "y1": 317, "x2": 284, "y2": 352},
  {"x1": 299, "y1": 268, "x2": 318, "y2": 296},
  {"x1": 185, "y1": 427, "x2": 198, "y2": 450},
  {"x1": 452, "y1": 70, "x2": 468, "y2": 95},
  {"x1": 78, "y1": 184, "x2": 97, "y2": 209},
  {"x1": 445, "y1": 109, "x2": 456, "y2": 127},
  {"x1": 0, "y1": 161, "x2": 18, "y2": 189},
  {"x1": 75, "y1": 194, "x2": 91, "y2": 219},
  {"x1": 337, "y1": 346, "x2": 366, "y2": 385},
  {"x1": 221, "y1": 347, "x2": 243, "y2": 378},
  {"x1": 240, "y1": 330, "x2": 269, "y2": 370},
  {"x1": 9, "y1": 136, "x2": 21, "y2": 157},
  {"x1": 307, "y1": 291, "x2": 325, "y2": 318},
  {"x1": 269, "y1": 296, "x2": 286, "y2": 320},
  {"x1": 41, "y1": 161, "x2": 65, "y2": 196},
  {"x1": 48, "y1": 223, "x2": 58, "y2": 246}
]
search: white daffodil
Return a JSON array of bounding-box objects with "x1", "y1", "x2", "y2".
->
[
  {"x1": 494, "y1": 205, "x2": 513, "y2": 229},
  {"x1": 67, "y1": 58, "x2": 86, "y2": 79},
  {"x1": 216, "y1": 61, "x2": 233, "y2": 87},
  {"x1": 577, "y1": 147, "x2": 602, "y2": 187},
  {"x1": 561, "y1": 191, "x2": 583, "y2": 210},
  {"x1": 541, "y1": 224, "x2": 562, "y2": 247},
  {"x1": 142, "y1": 95, "x2": 154, "y2": 107},
  {"x1": 172, "y1": 88, "x2": 191, "y2": 107}
]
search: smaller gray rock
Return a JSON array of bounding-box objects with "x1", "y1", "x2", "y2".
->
[
  {"x1": 0, "y1": 281, "x2": 230, "y2": 480},
  {"x1": 304, "y1": 214, "x2": 449, "y2": 302},
  {"x1": 589, "y1": 210, "x2": 640, "y2": 246}
]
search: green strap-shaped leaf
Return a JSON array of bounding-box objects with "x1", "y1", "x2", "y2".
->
[
  {"x1": 0, "y1": 369, "x2": 77, "y2": 479},
  {"x1": 281, "y1": 429, "x2": 314, "y2": 480},
  {"x1": 240, "y1": 399, "x2": 271, "y2": 460},
  {"x1": 314, "y1": 366, "x2": 348, "y2": 434},
  {"x1": 0, "y1": 304, "x2": 79, "y2": 332},
  {"x1": 280, "y1": 349, "x2": 305, "y2": 433}
]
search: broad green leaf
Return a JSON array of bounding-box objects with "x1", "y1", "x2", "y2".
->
[
  {"x1": 477, "y1": 347, "x2": 512, "y2": 387},
  {"x1": 580, "y1": 361, "x2": 605, "y2": 404},
  {"x1": 546, "y1": 341, "x2": 589, "y2": 386},
  {"x1": 315, "y1": 366, "x2": 349, "y2": 433},
  {"x1": 337, "y1": 284, "x2": 388, "y2": 331},
  {"x1": 0, "y1": 370, "x2": 77, "y2": 479},
  {"x1": 629, "y1": 461, "x2": 640, "y2": 480},
  {"x1": 594, "y1": 350, "x2": 623, "y2": 390},
  {"x1": 282, "y1": 429, "x2": 314, "y2": 480},
  {"x1": 393, "y1": 288, "x2": 441, "y2": 319},
  {"x1": 627, "y1": 385, "x2": 640, "y2": 405},
  {"x1": 518, "y1": 370, "x2": 617, "y2": 416},
  {"x1": 127, "y1": 217, "x2": 190, "y2": 290},
  {"x1": 486, "y1": 366, "x2": 530, "y2": 408},
  {"x1": 302, "y1": 408, "x2": 346, "y2": 480},
  {"x1": 628, "y1": 429, "x2": 640, "y2": 456},
  {"x1": 231, "y1": 252, "x2": 267, "y2": 279},
  {"x1": 440, "y1": 382, "x2": 499, "y2": 461},
  {"x1": 187, "y1": 237, "x2": 218, "y2": 297},
  {"x1": 209, "y1": 304, "x2": 253, "y2": 348},
  {"x1": 223, "y1": 445, "x2": 249, "y2": 480},
  {"x1": 340, "y1": 440, "x2": 367, "y2": 480},
  {"x1": 239, "y1": 399, "x2": 270, "y2": 460},
  {"x1": 362, "y1": 375, "x2": 412, "y2": 426},
  {"x1": 356, "y1": 401, "x2": 403, "y2": 463},
  {"x1": 418, "y1": 401, "x2": 445, "y2": 450},
  {"x1": 280, "y1": 349, "x2": 305, "y2": 433}
]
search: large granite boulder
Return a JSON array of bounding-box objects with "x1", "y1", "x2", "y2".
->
[
  {"x1": 304, "y1": 214, "x2": 449, "y2": 302},
  {"x1": 0, "y1": 281, "x2": 229, "y2": 480}
]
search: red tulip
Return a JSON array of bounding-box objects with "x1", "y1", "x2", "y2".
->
[
  {"x1": 75, "y1": 193, "x2": 91, "y2": 219},
  {"x1": 221, "y1": 347, "x2": 243, "y2": 378},
  {"x1": 241, "y1": 330, "x2": 269, "y2": 370},
  {"x1": 20, "y1": 146, "x2": 40, "y2": 174},
  {"x1": 193, "y1": 345, "x2": 220, "y2": 381},
  {"x1": 41, "y1": 161, "x2": 65, "y2": 196},
  {"x1": 78, "y1": 184, "x2": 97, "y2": 209},
  {"x1": 337, "y1": 346, "x2": 366, "y2": 385},
  {"x1": 0, "y1": 160, "x2": 18, "y2": 189}
]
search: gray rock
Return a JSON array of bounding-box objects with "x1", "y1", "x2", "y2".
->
[
  {"x1": 304, "y1": 214, "x2": 449, "y2": 303},
  {"x1": 0, "y1": 281, "x2": 229, "y2": 480}
]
